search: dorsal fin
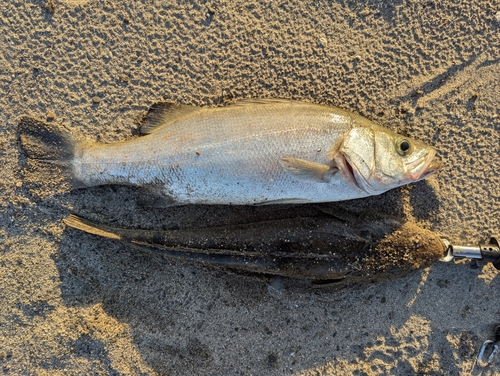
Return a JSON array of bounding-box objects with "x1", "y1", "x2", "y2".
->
[{"x1": 140, "y1": 102, "x2": 200, "y2": 135}]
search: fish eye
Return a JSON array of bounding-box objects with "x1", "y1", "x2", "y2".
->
[{"x1": 396, "y1": 139, "x2": 411, "y2": 156}]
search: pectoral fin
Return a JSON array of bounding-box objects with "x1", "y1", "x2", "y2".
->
[{"x1": 280, "y1": 158, "x2": 338, "y2": 183}]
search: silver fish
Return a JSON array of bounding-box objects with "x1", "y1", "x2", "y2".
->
[{"x1": 19, "y1": 99, "x2": 442, "y2": 205}]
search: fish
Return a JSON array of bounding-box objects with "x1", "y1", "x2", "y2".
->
[
  {"x1": 18, "y1": 99, "x2": 442, "y2": 205},
  {"x1": 63, "y1": 211, "x2": 446, "y2": 284}
]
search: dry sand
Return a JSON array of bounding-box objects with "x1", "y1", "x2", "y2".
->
[{"x1": 1, "y1": 0, "x2": 499, "y2": 375}]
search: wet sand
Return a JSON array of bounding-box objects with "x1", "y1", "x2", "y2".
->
[{"x1": 1, "y1": 1, "x2": 499, "y2": 374}]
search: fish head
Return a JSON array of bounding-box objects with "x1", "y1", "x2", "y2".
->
[{"x1": 334, "y1": 126, "x2": 443, "y2": 194}]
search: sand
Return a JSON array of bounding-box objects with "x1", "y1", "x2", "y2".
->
[{"x1": 1, "y1": 0, "x2": 499, "y2": 374}]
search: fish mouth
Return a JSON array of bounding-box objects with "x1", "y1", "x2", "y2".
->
[
  {"x1": 410, "y1": 150, "x2": 443, "y2": 180},
  {"x1": 418, "y1": 158, "x2": 443, "y2": 179}
]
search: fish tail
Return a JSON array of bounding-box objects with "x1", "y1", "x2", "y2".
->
[
  {"x1": 18, "y1": 117, "x2": 87, "y2": 189},
  {"x1": 63, "y1": 214, "x2": 122, "y2": 240}
]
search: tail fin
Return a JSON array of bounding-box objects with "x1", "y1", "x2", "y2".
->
[
  {"x1": 64, "y1": 214, "x2": 122, "y2": 240},
  {"x1": 18, "y1": 117, "x2": 76, "y2": 161},
  {"x1": 18, "y1": 117, "x2": 84, "y2": 192}
]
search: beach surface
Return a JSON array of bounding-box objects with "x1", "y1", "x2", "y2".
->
[{"x1": 1, "y1": 1, "x2": 499, "y2": 374}]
